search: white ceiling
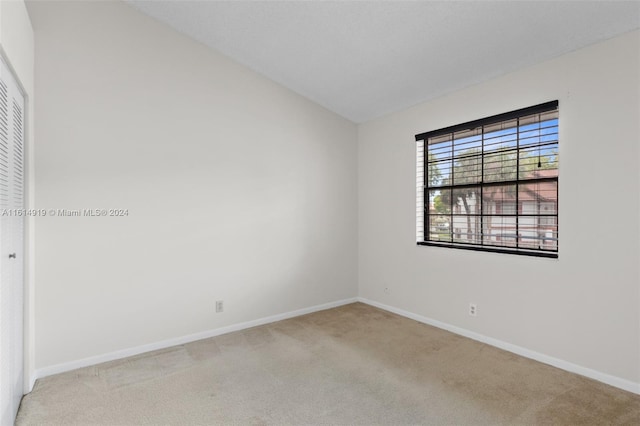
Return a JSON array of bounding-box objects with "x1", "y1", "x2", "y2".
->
[{"x1": 128, "y1": 1, "x2": 640, "y2": 123}]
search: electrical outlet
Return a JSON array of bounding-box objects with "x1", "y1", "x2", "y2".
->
[
  {"x1": 469, "y1": 303, "x2": 477, "y2": 317},
  {"x1": 215, "y1": 300, "x2": 224, "y2": 313},
  {"x1": 384, "y1": 287, "x2": 390, "y2": 295}
]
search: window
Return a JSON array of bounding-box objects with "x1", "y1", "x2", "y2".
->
[{"x1": 415, "y1": 101, "x2": 558, "y2": 258}]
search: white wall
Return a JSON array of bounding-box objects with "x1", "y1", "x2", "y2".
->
[
  {"x1": 27, "y1": 1, "x2": 357, "y2": 372},
  {"x1": 359, "y1": 30, "x2": 640, "y2": 388},
  {"x1": 0, "y1": 0, "x2": 35, "y2": 394}
]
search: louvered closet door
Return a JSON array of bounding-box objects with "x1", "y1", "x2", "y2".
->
[{"x1": 0, "y1": 58, "x2": 25, "y2": 426}]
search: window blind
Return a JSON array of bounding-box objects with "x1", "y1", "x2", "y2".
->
[{"x1": 415, "y1": 101, "x2": 559, "y2": 258}]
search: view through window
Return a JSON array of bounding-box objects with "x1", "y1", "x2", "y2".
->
[{"x1": 415, "y1": 101, "x2": 559, "y2": 258}]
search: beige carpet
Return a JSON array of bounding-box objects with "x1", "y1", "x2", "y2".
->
[{"x1": 16, "y1": 303, "x2": 640, "y2": 425}]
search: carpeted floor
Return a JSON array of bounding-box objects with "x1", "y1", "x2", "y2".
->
[{"x1": 16, "y1": 303, "x2": 640, "y2": 425}]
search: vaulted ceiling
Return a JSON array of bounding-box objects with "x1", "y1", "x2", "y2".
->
[{"x1": 128, "y1": 1, "x2": 640, "y2": 123}]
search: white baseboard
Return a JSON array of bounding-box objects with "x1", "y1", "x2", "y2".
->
[
  {"x1": 358, "y1": 297, "x2": 640, "y2": 395},
  {"x1": 30, "y1": 297, "x2": 358, "y2": 390},
  {"x1": 29, "y1": 296, "x2": 640, "y2": 396},
  {"x1": 28, "y1": 371, "x2": 36, "y2": 394}
]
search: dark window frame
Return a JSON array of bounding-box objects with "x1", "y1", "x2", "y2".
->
[{"x1": 415, "y1": 101, "x2": 559, "y2": 259}]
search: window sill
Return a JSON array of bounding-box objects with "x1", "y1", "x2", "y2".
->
[{"x1": 417, "y1": 241, "x2": 558, "y2": 259}]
